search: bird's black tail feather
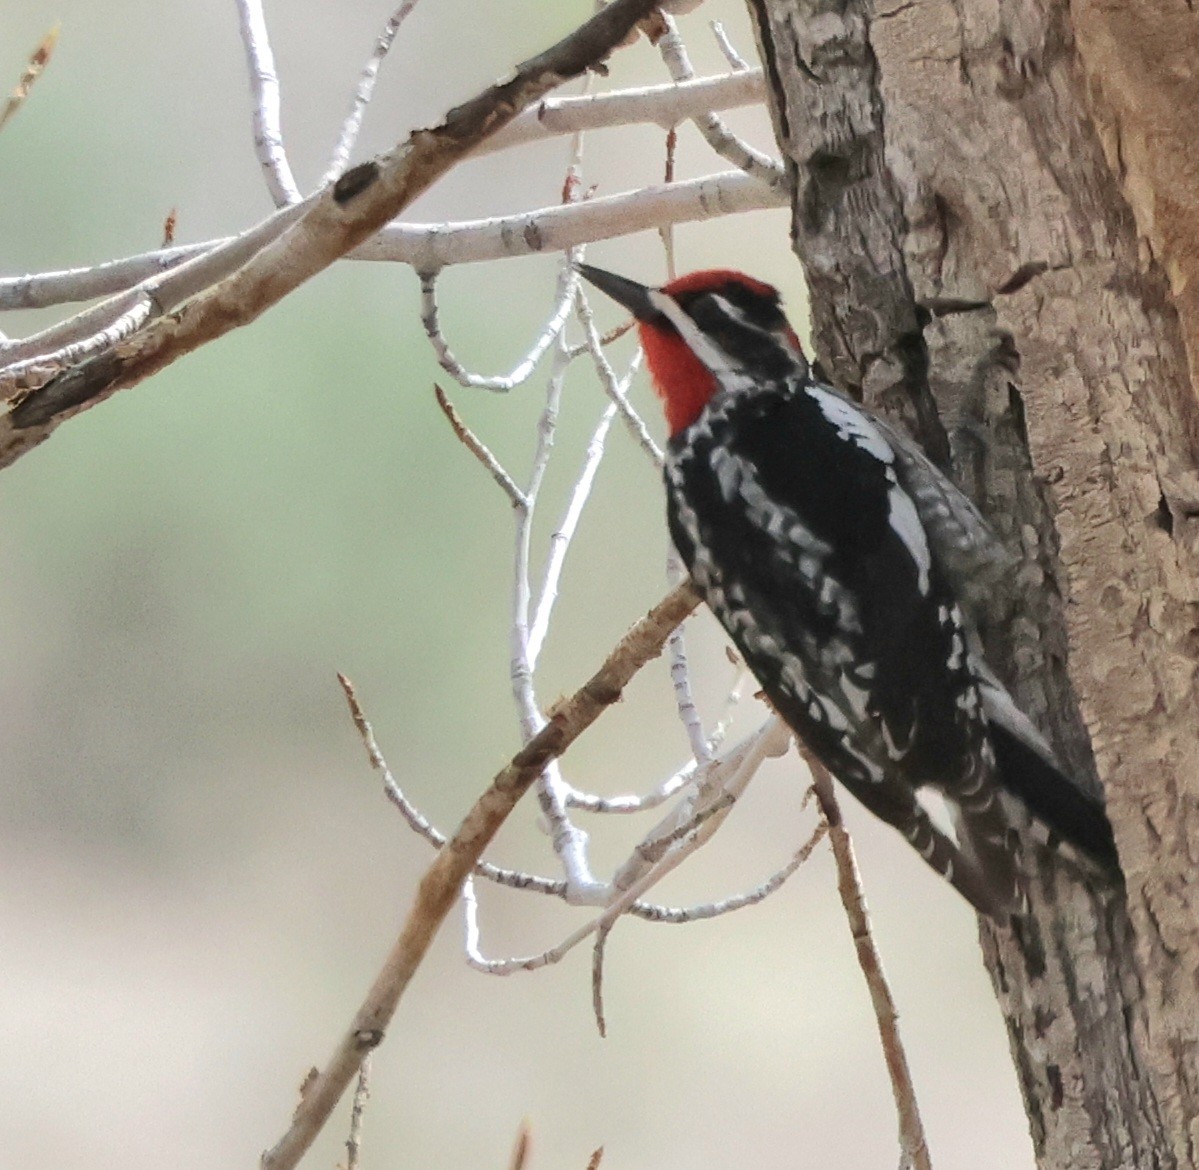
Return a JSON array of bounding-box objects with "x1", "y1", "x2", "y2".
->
[{"x1": 988, "y1": 722, "x2": 1118, "y2": 869}]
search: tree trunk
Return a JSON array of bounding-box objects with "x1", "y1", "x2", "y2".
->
[{"x1": 746, "y1": 0, "x2": 1199, "y2": 1166}]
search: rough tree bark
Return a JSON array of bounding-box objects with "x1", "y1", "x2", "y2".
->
[{"x1": 746, "y1": 0, "x2": 1199, "y2": 1167}]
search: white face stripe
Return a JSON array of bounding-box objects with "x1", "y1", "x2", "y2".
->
[
  {"x1": 647, "y1": 287, "x2": 736, "y2": 376},
  {"x1": 650, "y1": 287, "x2": 799, "y2": 378},
  {"x1": 706, "y1": 293, "x2": 757, "y2": 332}
]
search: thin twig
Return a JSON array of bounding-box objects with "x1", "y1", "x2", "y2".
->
[
  {"x1": 325, "y1": 0, "x2": 423, "y2": 184},
  {"x1": 509, "y1": 1119, "x2": 532, "y2": 1170},
  {"x1": 656, "y1": 17, "x2": 785, "y2": 189},
  {"x1": 659, "y1": 126, "x2": 679, "y2": 277},
  {"x1": 808, "y1": 757, "x2": 933, "y2": 1170},
  {"x1": 262, "y1": 580, "x2": 699, "y2": 1170},
  {"x1": 575, "y1": 292, "x2": 662, "y2": 464},
  {"x1": 561, "y1": 761, "x2": 695, "y2": 813},
  {"x1": 344, "y1": 1059, "x2": 370, "y2": 1170},
  {"x1": 564, "y1": 319, "x2": 636, "y2": 359},
  {"x1": 665, "y1": 550, "x2": 707, "y2": 761},
  {"x1": 627, "y1": 820, "x2": 828, "y2": 922},
  {"x1": 0, "y1": 23, "x2": 59, "y2": 132},
  {"x1": 592, "y1": 921, "x2": 615, "y2": 1036},
  {"x1": 3, "y1": 0, "x2": 666, "y2": 470},
  {"x1": 513, "y1": 337, "x2": 607, "y2": 900},
  {"x1": 234, "y1": 0, "x2": 302, "y2": 205},
  {"x1": 710, "y1": 21, "x2": 752, "y2": 71},
  {"x1": 433, "y1": 385, "x2": 526, "y2": 507},
  {"x1": 527, "y1": 401, "x2": 618, "y2": 666},
  {"x1": 419, "y1": 267, "x2": 577, "y2": 391},
  {"x1": 341, "y1": 672, "x2": 564, "y2": 897},
  {"x1": 667, "y1": 623, "x2": 710, "y2": 764}
]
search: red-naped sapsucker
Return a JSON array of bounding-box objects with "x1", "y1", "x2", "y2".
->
[{"x1": 578, "y1": 263, "x2": 1117, "y2": 922}]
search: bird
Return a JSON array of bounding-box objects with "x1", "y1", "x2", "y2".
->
[{"x1": 576, "y1": 262, "x2": 1118, "y2": 922}]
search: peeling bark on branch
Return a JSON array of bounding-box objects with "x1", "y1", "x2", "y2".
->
[{"x1": 749, "y1": 0, "x2": 1199, "y2": 1166}]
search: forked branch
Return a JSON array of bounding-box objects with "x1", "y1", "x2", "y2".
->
[
  {"x1": 0, "y1": 0, "x2": 664, "y2": 472},
  {"x1": 261, "y1": 581, "x2": 700, "y2": 1170}
]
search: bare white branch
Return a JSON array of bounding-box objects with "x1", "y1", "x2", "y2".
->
[
  {"x1": 562, "y1": 655, "x2": 750, "y2": 817},
  {"x1": 664, "y1": 551, "x2": 710, "y2": 764},
  {"x1": 575, "y1": 290, "x2": 663, "y2": 464},
  {"x1": 0, "y1": 172, "x2": 782, "y2": 318},
  {"x1": 628, "y1": 821, "x2": 828, "y2": 922},
  {"x1": 656, "y1": 18, "x2": 784, "y2": 189},
  {"x1": 419, "y1": 266, "x2": 578, "y2": 391},
  {"x1": 505, "y1": 331, "x2": 610, "y2": 903},
  {"x1": 527, "y1": 401, "x2": 619, "y2": 667},
  {"x1": 325, "y1": 0, "x2": 423, "y2": 184},
  {"x1": 0, "y1": 242, "x2": 218, "y2": 315},
  {"x1": 1, "y1": 297, "x2": 153, "y2": 382},
  {"x1": 464, "y1": 876, "x2": 572, "y2": 975},
  {"x1": 710, "y1": 20, "x2": 752, "y2": 71},
  {"x1": 1, "y1": 198, "x2": 311, "y2": 375},
  {"x1": 478, "y1": 69, "x2": 764, "y2": 156},
  {"x1": 668, "y1": 622, "x2": 711, "y2": 764},
  {"x1": 562, "y1": 761, "x2": 697, "y2": 813},
  {"x1": 359, "y1": 171, "x2": 784, "y2": 269},
  {"x1": 234, "y1": 0, "x2": 302, "y2": 205}
]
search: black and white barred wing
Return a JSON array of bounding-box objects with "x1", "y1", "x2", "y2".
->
[{"x1": 666, "y1": 383, "x2": 1022, "y2": 917}]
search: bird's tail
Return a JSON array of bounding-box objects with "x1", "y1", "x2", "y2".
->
[{"x1": 978, "y1": 677, "x2": 1119, "y2": 870}]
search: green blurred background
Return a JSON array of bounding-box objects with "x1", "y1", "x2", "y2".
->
[{"x1": 1, "y1": 3, "x2": 1032, "y2": 1167}]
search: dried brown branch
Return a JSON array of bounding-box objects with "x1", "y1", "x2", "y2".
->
[
  {"x1": 508, "y1": 1119, "x2": 532, "y2": 1170},
  {"x1": 807, "y1": 758, "x2": 932, "y2": 1170},
  {"x1": 0, "y1": 0, "x2": 663, "y2": 472},
  {"x1": 433, "y1": 384, "x2": 526, "y2": 506},
  {"x1": 0, "y1": 24, "x2": 59, "y2": 132},
  {"x1": 261, "y1": 580, "x2": 700, "y2": 1170}
]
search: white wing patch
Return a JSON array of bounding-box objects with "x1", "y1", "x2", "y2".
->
[
  {"x1": 807, "y1": 386, "x2": 933, "y2": 594},
  {"x1": 886, "y1": 483, "x2": 933, "y2": 594},
  {"x1": 808, "y1": 385, "x2": 894, "y2": 463}
]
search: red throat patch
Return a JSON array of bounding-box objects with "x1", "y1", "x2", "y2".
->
[{"x1": 639, "y1": 321, "x2": 718, "y2": 438}]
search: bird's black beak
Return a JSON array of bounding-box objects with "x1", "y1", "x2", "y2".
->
[{"x1": 576, "y1": 264, "x2": 658, "y2": 322}]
